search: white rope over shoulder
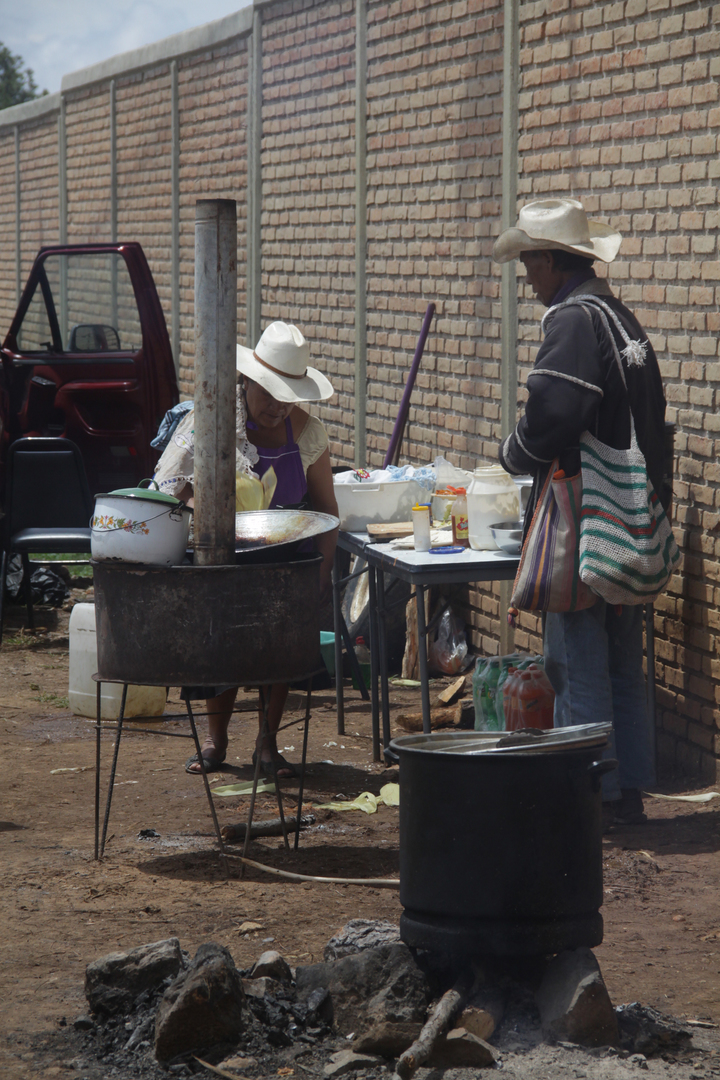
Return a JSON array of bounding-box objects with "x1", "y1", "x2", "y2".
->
[{"x1": 542, "y1": 294, "x2": 648, "y2": 381}]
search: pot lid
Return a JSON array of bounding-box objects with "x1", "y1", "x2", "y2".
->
[
  {"x1": 100, "y1": 479, "x2": 183, "y2": 507},
  {"x1": 235, "y1": 509, "x2": 339, "y2": 549},
  {"x1": 390, "y1": 723, "x2": 612, "y2": 757}
]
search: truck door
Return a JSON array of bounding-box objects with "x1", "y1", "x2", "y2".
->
[{"x1": 0, "y1": 244, "x2": 179, "y2": 499}]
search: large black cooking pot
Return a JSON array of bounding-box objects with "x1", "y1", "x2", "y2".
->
[
  {"x1": 92, "y1": 551, "x2": 323, "y2": 687},
  {"x1": 388, "y1": 726, "x2": 616, "y2": 957}
]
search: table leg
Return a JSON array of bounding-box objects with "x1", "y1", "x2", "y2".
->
[
  {"x1": 332, "y1": 551, "x2": 345, "y2": 736},
  {"x1": 377, "y1": 571, "x2": 391, "y2": 753},
  {"x1": 367, "y1": 565, "x2": 381, "y2": 762},
  {"x1": 94, "y1": 680, "x2": 101, "y2": 860},
  {"x1": 100, "y1": 683, "x2": 128, "y2": 859},
  {"x1": 415, "y1": 583, "x2": 432, "y2": 735}
]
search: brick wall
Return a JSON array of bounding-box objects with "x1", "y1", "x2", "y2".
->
[
  {"x1": 175, "y1": 42, "x2": 250, "y2": 391},
  {"x1": 18, "y1": 118, "x2": 60, "y2": 281},
  {"x1": 261, "y1": 0, "x2": 357, "y2": 462},
  {"x1": 1, "y1": 0, "x2": 719, "y2": 781}
]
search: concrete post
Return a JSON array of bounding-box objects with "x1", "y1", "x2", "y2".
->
[
  {"x1": 499, "y1": 0, "x2": 519, "y2": 656},
  {"x1": 193, "y1": 199, "x2": 238, "y2": 566},
  {"x1": 14, "y1": 126, "x2": 21, "y2": 304},
  {"x1": 354, "y1": 0, "x2": 367, "y2": 469},
  {"x1": 171, "y1": 60, "x2": 181, "y2": 376},
  {"x1": 110, "y1": 80, "x2": 118, "y2": 327},
  {"x1": 247, "y1": 7, "x2": 263, "y2": 348},
  {"x1": 58, "y1": 96, "x2": 68, "y2": 344}
]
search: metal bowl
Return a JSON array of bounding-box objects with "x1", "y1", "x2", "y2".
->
[
  {"x1": 489, "y1": 520, "x2": 523, "y2": 555},
  {"x1": 235, "y1": 509, "x2": 339, "y2": 549}
]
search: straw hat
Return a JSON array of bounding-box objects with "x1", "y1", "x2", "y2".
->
[
  {"x1": 492, "y1": 198, "x2": 622, "y2": 264},
  {"x1": 236, "y1": 321, "x2": 333, "y2": 403}
]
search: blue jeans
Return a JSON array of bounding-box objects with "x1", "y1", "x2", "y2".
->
[{"x1": 543, "y1": 601, "x2": 655, "y2": 801}]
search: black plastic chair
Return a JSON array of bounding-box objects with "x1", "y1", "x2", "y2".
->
[{"x1": 0, "y1": 438, "x2": 93, "y2": 643}]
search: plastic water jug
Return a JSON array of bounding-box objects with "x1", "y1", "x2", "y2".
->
[
  {"x1": 502, "y1": 664, "x2": 555, "y2": 731},
  {"x1": 68, "y1": 603, "x2": 167, "y2": 720},
  {"x1": 467, "y1": 466, "x2": 520, "y2": 550}
]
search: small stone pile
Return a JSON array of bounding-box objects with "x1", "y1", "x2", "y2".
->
[{"x1": 70, "y1": 919, "x2": 694, "y2": 1079}]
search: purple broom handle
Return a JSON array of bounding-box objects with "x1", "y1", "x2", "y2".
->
[{"x1": 383, "y1": 302, "x2": 436, "y2": 468}]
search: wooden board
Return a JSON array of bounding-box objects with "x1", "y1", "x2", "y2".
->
[{"x1": 366, "y1": 521, "x2": 414, "y2": 539}]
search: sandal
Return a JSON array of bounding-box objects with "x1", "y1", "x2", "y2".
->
[
  {"x1": 252, "y1": 750, "x2": 298, "y2": 779},
  {"x1": 185, "y1": 750, "x2": 227, "y2": 774}
]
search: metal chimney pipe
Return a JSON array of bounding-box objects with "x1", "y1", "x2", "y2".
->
[{"x1": 193, "y1": 198, "x2": 237, "y2": 566}]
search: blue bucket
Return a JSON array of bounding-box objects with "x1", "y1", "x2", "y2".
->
[{"x1": 320, "y1": 631, "x2": 335, "y2": 676}]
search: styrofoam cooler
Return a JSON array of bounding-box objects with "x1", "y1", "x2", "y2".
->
[
  {"x1": 333, "y1": 478, "x2": 428, "y2": 532},
  {"x1": 68, "y1": 603, "x2": 167, "y2": 720}
]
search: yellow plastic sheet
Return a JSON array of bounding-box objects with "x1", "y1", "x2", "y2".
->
[
  {"x1": 212, "y1": 779, "x2": 276, "y2": 797},
  {"x1": 315, "y1": 783, "x2": 399, "y2": 814}
]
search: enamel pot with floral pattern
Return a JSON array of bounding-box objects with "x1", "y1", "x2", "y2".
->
[{"x1": 91, "y1": 479, "x2": 192, "y2": 566}]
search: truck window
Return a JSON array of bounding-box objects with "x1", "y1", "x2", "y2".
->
[{"x1": 16, "y1": 251, "x2": 143, "y2": 356}]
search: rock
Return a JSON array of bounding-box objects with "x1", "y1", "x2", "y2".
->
[
  {"x1": 242, "y1": 975, "x2": 284, "y2": 999},
  {"x1": 250, "y1": 949, "x2": 293, "y2": 983},
  {"x1": 323, "y1": 1049, "x2": 385, "y2": 1076},
  {"x1": 535, "y1": 948, "x2": 619, "y2": 1048},
  {"x1": 85, "y1": 937, "x2": 185, "y2": 1017},
  {"x1": 73, "y1": 1015, "x2": 95, "y2": 1032},
  {"x1": 296, "y1": 943, "x2": 430, "y2": 1037},
  {"x1": 352, "y1": 1019, "x2": 423, "y2": 1056},
  {"x1": 429, "y1": 1027, "x2": 499, "y2": 1068},
  {"x1": 616, "y1": 1003, "x2": 692, "y2": 1056},
  {"x1": 154, "y1": 942, "x2": 248, "y2": 1062},
  {"x1": 323, "y1": 919, "x2": 401, "y2": 961}
]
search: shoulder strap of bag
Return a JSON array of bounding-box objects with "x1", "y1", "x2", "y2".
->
[{"x1": 543, "y1": 293, "x2": 648, "y2": 439}]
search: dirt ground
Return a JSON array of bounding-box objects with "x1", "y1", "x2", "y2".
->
[{"x1": 2, "y1": 591, "x2": 720, "y2": 1079}]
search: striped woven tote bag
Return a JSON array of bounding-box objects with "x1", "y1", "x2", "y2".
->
[
  {"x1": 567, "y1": 296, "x2": 681, "y2": 606},
  {"x1": 511, "y1": 462, "x2": 597, "y2": 615}
]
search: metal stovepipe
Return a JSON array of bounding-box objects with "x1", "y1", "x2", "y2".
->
[{"x1": 193, "y1": 198, "x2": 238, "y2": 566}]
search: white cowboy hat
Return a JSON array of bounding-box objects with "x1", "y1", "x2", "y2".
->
[
  {"x1": 492, "y1": 198, "x2": 622, "y2": 264},
  {"x1": 236, "y1": 321, "x2": 334, "y2": 403}
]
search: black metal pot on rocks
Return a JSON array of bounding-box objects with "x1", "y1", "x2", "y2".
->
[{"x1": 387, "y1": 726, "x2": 617, "y2": 958}]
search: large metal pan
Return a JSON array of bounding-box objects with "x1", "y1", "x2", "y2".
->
[{"x1": 235, "y1": 509, "x2": 339, "y2": 550}]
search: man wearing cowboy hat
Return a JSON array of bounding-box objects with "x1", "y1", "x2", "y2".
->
[{"x1": 493, "y1": 198, "x2": 669, "y2": 827}]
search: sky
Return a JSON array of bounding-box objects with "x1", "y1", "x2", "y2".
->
[{"x1": 1, "y1": 0, "x2": 252, "y2": 97}]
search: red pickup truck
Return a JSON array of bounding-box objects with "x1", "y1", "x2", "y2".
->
[{"x1": 0, "y1": 243, "x2": 179, "y2": 501}]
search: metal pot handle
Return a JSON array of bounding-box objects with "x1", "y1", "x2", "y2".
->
[
  {"x1": 384, "y1": 745, "x2": 399, "y2": 766},
  {"x1": 588, "y1": 758, "x2": 618, "y2": 792}
]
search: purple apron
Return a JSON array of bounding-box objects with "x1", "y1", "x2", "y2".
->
[{"x1": 249, "y1": 416, "x2": 308, "y2": 509}]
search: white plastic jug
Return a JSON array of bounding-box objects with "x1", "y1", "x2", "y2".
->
[
  {"x1": 68, "y1": 603, "x2": 167, "y2": 720},
  {"x1": 467, "y1": 466, "x2": 521, "y2": 550}
]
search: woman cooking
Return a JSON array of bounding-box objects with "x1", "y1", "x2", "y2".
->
[{"x1": 153, "y1": 321, "x2": 338, "y2": 778}]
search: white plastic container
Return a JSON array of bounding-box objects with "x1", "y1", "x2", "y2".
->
[
  {"x1": 467, "y1": 466, "x2": 521, "y2": 550},
  {"x1": 333, "y1": 478, "x2": 428, "y2": 532},
  {"x1": 68, "y1": 603, "x2": 167, "y2": 720}
]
